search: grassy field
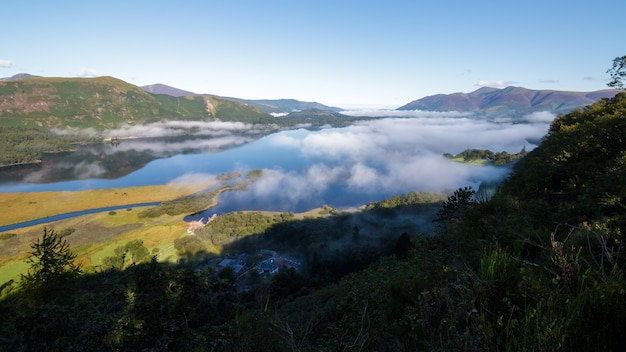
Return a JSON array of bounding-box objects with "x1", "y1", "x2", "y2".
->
[
  {"x1": 0, "y1": 202, "x2": 205, "y2": 283},
  {"x1": 450, "y1": 156, "x2": 489, "y2": 165},
  {"x1": 0, "y1": 177, "x2": 333, "y2": 287},
  {"x1": 0, "y1": 181, "x2": 215, "y2": 226},
  {"x1": 0, "y1": 181, "x2": 215, "y2": 284},
  {"x1": 0, "y1": 201, "x2": 334, "y2": 288},
  {"x1": 0, "y1": 260, "x2": 29, "y2": 287}
]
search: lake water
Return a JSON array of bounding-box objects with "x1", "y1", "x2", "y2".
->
[{"x1": 0, "y1": 115, "x2": 551, "y2": 219}]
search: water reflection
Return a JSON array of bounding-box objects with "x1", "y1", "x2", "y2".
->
[
  {"x1": 0, "y1": 115, "x2": 552, "y2": 213},
  {"x1": 0, "y1": 133, "x2": 265, "y2": 186}
]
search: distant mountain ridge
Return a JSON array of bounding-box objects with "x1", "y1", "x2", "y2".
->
[
  {"x1": 0, "y1": 73, "x2": 41, "y2": 81},
  {"x1": 139, "y1": 83, "x2": 341, "y2": 113},
  {"x1": 225, "y1": 98, "x2": 342, "y2": 114},
  {"x1": 398, "y1": 86, "x2": 620, "y2": 115},
  {"x1": 3, "y1": 73, "x2": 618, "y2": 128},
  {"x1": 141, "y1": 83, "x2": 198, "y2": 97}
]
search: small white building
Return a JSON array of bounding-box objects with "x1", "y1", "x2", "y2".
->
[
  {"x1": 256, "y1": 259, "x2": 279, "y2": 275},
  {"x1": 218, "y1": 258, "x2": 245, "y2": 274}
]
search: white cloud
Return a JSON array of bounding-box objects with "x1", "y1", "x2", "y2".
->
[
  {"x1": 521, "y1": 111, "x2": 556, "y2": 123},
  {"x1": 23, "y1": 160, "x2": 106, "y2": 183},
  {"x1": 0, "y1": 59, "x2": 13, "y2": 68},
  {"x1": 76, "y1": 67, "x2": 100, "y2": 77},
  {"x1": 347, "y1": 163, "x2": 382, "y2": 189},
  {"x1": 51, "y1": 120, "x2": 270, "y2": 157},
  {"x1": 340, "y1": 109, "x2": 470, "y2": 118},
  {"x1": 73, "y1": 161, "x2": 106, "y2": 179},
  {"x1": 306, "y1": 163, "x2": 345, "y2": 188},
  {"x1": 100, "y1": 135, "x2": 255, "y2": 155},
  {"x1": 169, "y1": 172, "x2": 216, "y2": 185},
  {"x1": 249, "y1": 170, "x2": 317, "y2": 203},
  {"x1": 246, "y1": 114, "x2": 551, "y2": 208},
  {"x1": 47, "y1": 112, "x2": 553, "y2": 211},
  {"x1": 270, "y1": 133, "x2": 302, "y2": 148},
  {"x1": 100, "y1": 120, "x2": 264, "y2": 139},
  {"x1": 292, "y1": 116, "x2": 548, "y2": 157},
  {"x1": 476, "y1": 80, "x2": 518, "y2": 87},
  {"x1": 298, "y1": 129, "x2": 388, "y2": 160}
]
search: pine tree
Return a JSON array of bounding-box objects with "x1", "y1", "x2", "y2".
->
[{"x1": 20, "y1": 227, "x2": 81, "y2": 302}]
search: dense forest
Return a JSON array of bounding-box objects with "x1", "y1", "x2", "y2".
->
[
  {"x1": 444, "y1": 147, "x2": 528, "y2": 165},
  {"x1": 1, "y1": 91, "x2": 626, "y2": 351},
  {"x1": 0, "y1": 127, "x2": 97, "y2": 167}
]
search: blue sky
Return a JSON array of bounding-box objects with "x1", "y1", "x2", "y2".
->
[{"x1": 1, "y1": 0, "x2": 623, "y2": 107}]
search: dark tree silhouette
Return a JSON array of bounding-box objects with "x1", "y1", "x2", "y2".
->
[
  {"x1": 607, "y1": 55, "x2": 626, "y2": 89},
  {"x1": 20, "y1": 227, "x2": 81, "y2": 300},
  {"x1": 394, "y1": 232, "x2": 414, "y2": 260},
  {"x1": 434, "y1": 186, "x2": 477, "y2": 227}
]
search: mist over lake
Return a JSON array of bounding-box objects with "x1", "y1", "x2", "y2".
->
[{"x1": 0, "y1": 112, "x2": 553, "y2": 213}]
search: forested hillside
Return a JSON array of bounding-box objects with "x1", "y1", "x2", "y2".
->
[
  {"x1": 0, "y1": 76, "x2": 278, "y2": 166},
  {"x1": 0, "y1": 76, "x2": 370, "y2": 167},
  {"x1": 0, "y1": 76, "x2": 282, "y2": 129},
  {"x1": 0, "y1": 127, "x2": 98, "y2": 167},
  {"x1": 1, "y1": 93, "x2": 625, "y2": 351}
]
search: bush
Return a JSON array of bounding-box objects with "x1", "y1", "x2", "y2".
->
[{"x1": 0, "y1": 233, "x2": 16, "y2": 241}]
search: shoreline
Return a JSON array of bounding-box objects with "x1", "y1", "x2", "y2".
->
[{"x1": 0, "y1": 181, "x2": 216, "y2": 228}]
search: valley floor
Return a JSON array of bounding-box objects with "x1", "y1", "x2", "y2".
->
[{"x1": 0, "y1": 181, "x2": 215, "y2": 227}]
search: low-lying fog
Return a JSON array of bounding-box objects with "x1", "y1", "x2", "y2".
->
[
  {"x1": 1, "y1": 110, "x2": 554, "y2": 213},
  {"x1": 216, "y1": 111, "x2": 552, "y2": 211}
]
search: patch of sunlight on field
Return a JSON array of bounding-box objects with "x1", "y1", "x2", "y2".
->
[
  {"x1": 0, "y1": 180, "x2": 215, "y2": 226},
  {"x1": 155, "y1": 242, "x2": 180, "y2": 263},
  {"x1": 0, "y1": 197, "x2": 237, "y2": 279},
  {"x1": 0, "y1": 260, "x2": 29, "y2": 285},
  {"x1": 86, "y1": 212, "x2": 191, "y2": 266},
  {"x1": 98, "y1": 208, "x2": 145, "y2": 226},
  {"x1": 89, "y1": 240, "x2": 126, "y2": 267},
  {"x1": 451, "y1": 157, "x2": 489, "y2": 165},
  {"x1": 1, "y1": 194, "x2": 255, "y2": 275}
]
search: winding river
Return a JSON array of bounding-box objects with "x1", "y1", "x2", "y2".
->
[{"x1": 0, "y1": 202, "x2": 159, "y2": 233}]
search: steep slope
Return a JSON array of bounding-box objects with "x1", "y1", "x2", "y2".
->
[
  {"x1": 501, "y1": 91, "x2": 626, "y2": 224},
  {"x1": 201, "y1": 95, "x2": 281, "y2": 124},
  {"x1": 398, "y1": 86, "x2": 620, "y2": 115}
]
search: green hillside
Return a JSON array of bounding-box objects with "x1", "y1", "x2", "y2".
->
[
  {"x1": 202, "y1": 94, "x2": 281, "y2": 125},
  {"x1": 0, "y1": 76, "x2": 273, "y2": 129},
  {"x1": 1, "y1": 92, "x2": 626, "y2": 350},
  {"x1": 0, "y1": 76, "x2": 278, "y2": 166}
]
